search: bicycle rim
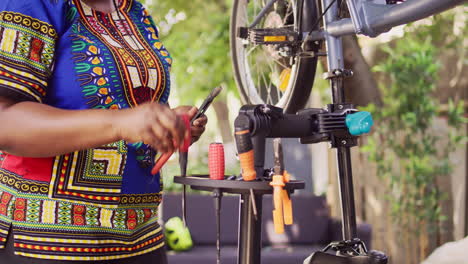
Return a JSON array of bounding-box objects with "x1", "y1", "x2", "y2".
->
[{"x1": 230, "y1": 0, "x2": 319, "y2": 113}]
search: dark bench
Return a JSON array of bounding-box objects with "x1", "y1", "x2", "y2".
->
[{"x1": 162, "y1": 193, "x2": 371, "y2": 264}]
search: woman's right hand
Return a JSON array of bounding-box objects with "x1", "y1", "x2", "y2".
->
[{"x1": 114, "y1": 102, "x2": 187, "y2": 153}]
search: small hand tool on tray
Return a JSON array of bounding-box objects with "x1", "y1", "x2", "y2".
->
[
  {"x1": 150, "y1": 115, "x2": 191, "y2": 175},
  {"x1": 270, "y1": 138, "x2": 293, "y2": 234},
  {"x1": 179, "y1": 86, "x2": 223, "y2": 226}
]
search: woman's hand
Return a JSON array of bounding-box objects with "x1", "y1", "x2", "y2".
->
[
  {"x1": 174, "y1": 105, "x2": 208, "y2": 144},
  {"x1": 115, "y1": 102, "x2": 187, "y2": 153}
]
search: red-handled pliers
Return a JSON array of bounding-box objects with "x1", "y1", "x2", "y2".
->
[{"x1": 151, "y1": 114, "x2": 191, "y2": 175}]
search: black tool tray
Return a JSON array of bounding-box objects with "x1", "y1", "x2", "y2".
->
[{"x1": 174, "y1": 174, "x2": 305, "y2": 194}]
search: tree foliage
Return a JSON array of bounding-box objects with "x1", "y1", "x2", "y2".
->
[
  {"x1": 360, "y1": 10, "x2": 466, "y2": 261},
  {"x1": 143, "y1": 0, "x2": 237, "y2": 104},
  {"x1": 139, "y1": 0, "x2": 240, "y2": 192}
]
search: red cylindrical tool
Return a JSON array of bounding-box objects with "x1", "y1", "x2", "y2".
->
[{"x1": 208, "y1": 143, "x2": 225, "y2": 180}]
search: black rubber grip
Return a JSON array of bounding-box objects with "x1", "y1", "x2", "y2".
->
[{"x1": 235, "y1": 131, "x2": 253, "y2": 154}]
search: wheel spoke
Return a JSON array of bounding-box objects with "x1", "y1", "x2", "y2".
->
[
  {"x1": 261, "y1": 69, "x2": 272, "y2": 104},
  {"x1": 254, "y1": 0, "x2": 259, "y2": 25},
  {"x1": 267, "y1": 58, "x2": 284, "y2": 101},
  {"x1": 243, "y1": 0, "x2": 250, "y2": 25},
  {"x1": 245, "y1": 45, "x2": 259, "y2": 57},
  {"x1": 273, "y1": 58, "x2": 289, "y2": 70},
  {"x1": 255, "y1": 52, "x2": 262, "y2": 100},
  {"x1": 263, "y1": 50, "x2": 281, "y2": 102}
]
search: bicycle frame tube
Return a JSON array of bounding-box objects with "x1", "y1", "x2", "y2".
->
[
  {"x1": 312, "y1": 0, "x2": 466, "y2": 39},
  {"x1": 248, "y1": 0, "x2": 279, "y2": 28},
  {"x1": 246, "y1": 0, "x2": 465, "y2": 40},
  {"x1": 249, "y1": 0, "x2": 307, "y2": 31}
]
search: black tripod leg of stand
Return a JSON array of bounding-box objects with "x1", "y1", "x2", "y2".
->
[
  {"x1": 237, "y1": 192, "x2": 263, "y2": 264},
  {"x1": 305, "y1": 251, "x2": 388, "y2": 264},
  {"x1": 304, "y1": 251, "x2": 349, "y2": 264}
]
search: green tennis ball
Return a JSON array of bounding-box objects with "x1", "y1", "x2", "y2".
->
[{"x1": 165, "y1": 217, "x2": 193, "y2": 251}]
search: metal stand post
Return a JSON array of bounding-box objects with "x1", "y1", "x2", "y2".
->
[
  {"x1": 237, "y1": 193, "x2": 263, "y2": 264},
  {"x1": 336, "y1": 147, "x2": 358, "y2": 240},
  {"x1": 322, "y1": 0, "x2": 358, "y2": 242},
  {"x1": 304, "y1": 1, "x2": 389, "y2": 261}
]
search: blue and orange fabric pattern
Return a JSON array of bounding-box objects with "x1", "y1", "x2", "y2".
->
[{"x1": 0, "y1": 0, "x2": 173, "y2": 261}]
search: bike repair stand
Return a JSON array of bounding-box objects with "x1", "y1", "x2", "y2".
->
[
  {"x1": 174, "y1": 175, "x2": 305, "y2": 264},
  {"x1": 176, "y1": 97, "x2": 387, "y2": 264},
  {"x1": 304, "y1": 0, "x2": 388, "y2": 262}
]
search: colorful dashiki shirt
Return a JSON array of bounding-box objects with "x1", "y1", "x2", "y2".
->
[{"x1": 0, "y1": 0, "x2": 172, "y2": 261}]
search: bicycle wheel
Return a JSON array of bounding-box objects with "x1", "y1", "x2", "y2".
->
[{"x1": 230, "y1": 0, "x2": 320, "y2": 113}]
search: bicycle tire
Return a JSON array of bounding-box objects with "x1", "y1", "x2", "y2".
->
[{"x1": 230, "y1": 0, "x2": 320, "y2": 114}]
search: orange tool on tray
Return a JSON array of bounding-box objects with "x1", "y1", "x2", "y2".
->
[
  {"x1": 270, "y1": 138, "x2": 293, "y2": 234},
  {"x1": 151, "y1": 114, "x2": 191, "y2": 175}
]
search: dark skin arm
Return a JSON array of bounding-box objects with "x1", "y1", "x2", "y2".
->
[{"x1": 0, "y1": 96, "x2": 190, "y2": 157}]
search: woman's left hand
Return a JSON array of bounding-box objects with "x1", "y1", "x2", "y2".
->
[{"x1": 174, "y1": 105, "x2": 208, "y2": 144}]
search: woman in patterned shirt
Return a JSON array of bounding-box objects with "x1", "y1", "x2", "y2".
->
[{"x1": 0, "y1": 0, "x2": 208, "y2": 263}]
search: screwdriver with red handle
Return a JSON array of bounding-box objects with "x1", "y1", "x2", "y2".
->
[
  {"x1": 150, "y1": 114, "x2": 191, "y2": 176},
  {"x1": 179, "y1": 86, "x2": 223, "y2": 227}
]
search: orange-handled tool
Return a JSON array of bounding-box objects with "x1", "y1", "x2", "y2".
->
[
  {"x1": 151, "y1": 114, "x2": 191, "y2": 175},
  {"x1": 271, "y1": 175, "x2": 286, "y2": 234},
  {"x1": 234, "y1": 113, "x2": 256, "y2": 181},
  {"x1": 282, "y1": 171, "x2": 293, "y2": 225},
  {"x1": 151, "y1": 151, "x2": 173, "y2": 175},
  {"x1": 269, "y1": 139, "x2": 294, "y2": 234}
]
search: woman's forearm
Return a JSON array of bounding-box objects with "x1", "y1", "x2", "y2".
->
[{"x1": 0, "y1": 100, "x2": 121, "y2": 157}]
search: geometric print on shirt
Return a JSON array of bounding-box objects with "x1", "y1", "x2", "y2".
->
[
  {"x1": 70, "y1": 0, "x2": 172, "y2": 110},
  {"x1": 0, "y1": 151, "x2": 5, "y2": 167},
  {"x1": 0, "y1": 11, "x2": 56, "y2": 102},
  {"x1": 69, "y1": 0, "x2": 173, "y2": 169},
  {"x1": 0, "y1": 0, "x2": 170, "y2": 260},
  {"x1": 48, "y1": 141, "x2": 128, "y2": 208},
  {"x1": 137, "y1": 8, "x2": 173, "y2": 71},
  {"x1": 0, "y1": 167, "x2": 162, "y2": 208},
  {"x1": 0, "y1": 169, "x2": 50, "y2": 195},
  {"x1": 0, "y1": 190, "x2": 158, "y2": 228},
  {"x1": 0, "y1": 187, "x2": 165, "y2": 261}
]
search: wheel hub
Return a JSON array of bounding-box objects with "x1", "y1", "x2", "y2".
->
[{"x1": 263, "y1": 12, "x2": 285, "y2": 59}]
